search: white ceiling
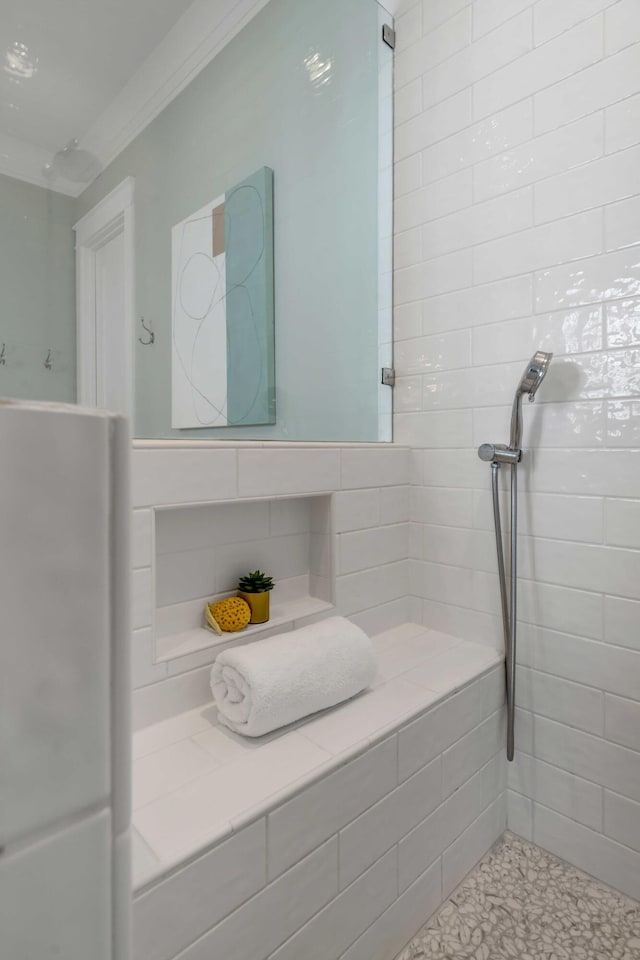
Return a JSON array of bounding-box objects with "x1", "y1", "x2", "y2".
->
[
  {"x1": 1, "y1": 0, "x2": 272, "y2": 194},
  {"x1": 1, "y1": 0, "x2": 195, "y2": 155},
  {"x1": 0, "y1": 0, "x2": 191, "y2": 155}
]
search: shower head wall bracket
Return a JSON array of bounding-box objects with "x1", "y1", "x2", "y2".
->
[{"x1": 478, "y1": 443, "x2": 521, "y2": 465}]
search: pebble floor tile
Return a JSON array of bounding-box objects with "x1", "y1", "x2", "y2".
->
[{"x1": 395, "y1": 832, "x2": 640, "y2": 960}]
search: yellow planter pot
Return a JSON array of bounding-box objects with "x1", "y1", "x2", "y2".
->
[{"x1": 238, "y1": 590, "x2": 270, "y2": 624}]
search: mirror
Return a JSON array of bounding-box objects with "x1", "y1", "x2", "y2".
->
[{"x1": 0, "y1": 0, "x2": 393, "y2": 441}]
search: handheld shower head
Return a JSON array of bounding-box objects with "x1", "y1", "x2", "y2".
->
[
  {"x1": 509, "y1": 351, "x2": 553, "y2": 450},
  {"x1": 477, "y1": 348, "x2": 553, "y2": 761},
  {"x1": 517, "y1": 350, "x2": 553, "y2": 403}
]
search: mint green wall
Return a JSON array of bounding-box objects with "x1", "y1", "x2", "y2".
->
[
  {"x1": 76, "y1": 0, "x2": 382, "y2": 440},
  {"x1": 0, "y1": 174, "x2": 76, "y2": 403},
  {"x1": 224, "y1": 167, "x2": 275, "y2": 427}
]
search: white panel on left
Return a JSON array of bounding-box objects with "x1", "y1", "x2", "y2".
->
[
  {"x1": 0, "y1": 811, "x2": 112, "y2": 960},
  {"x1": 0, "y1": 403, "x2": 111, "y2": 845}
]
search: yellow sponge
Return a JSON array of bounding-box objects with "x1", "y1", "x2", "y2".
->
[{"x1": 208, "y1": 596, "x2": 251, "y2": 633}]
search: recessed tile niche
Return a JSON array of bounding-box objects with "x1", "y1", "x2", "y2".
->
[{"x1": 154, "y1": 496, "x2": 333, "y2": 662}]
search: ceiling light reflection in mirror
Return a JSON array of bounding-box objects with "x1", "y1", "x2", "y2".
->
[{"x1": 4, "y1": 40, "x2": 38, "y2": 80}]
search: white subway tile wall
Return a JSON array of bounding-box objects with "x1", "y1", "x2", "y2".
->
[
  {"x1": 155, "y1": 498, "x2": 323, "y2": 609},
  {"x1": 394, "y1": 0, "x2": 640, "y2": 897}
]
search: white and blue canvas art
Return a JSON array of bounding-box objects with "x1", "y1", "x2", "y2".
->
[{"x1": 171, "y1": 167, "x2": 275, "y2": 428}]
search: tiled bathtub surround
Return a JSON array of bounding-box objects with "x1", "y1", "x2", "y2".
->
[
  {"x1": 394, "y1": 0, "x2": 640, "y2": 898},
  {"x1": 131, "y1": 631, "x2": 505, "y2": 960}
]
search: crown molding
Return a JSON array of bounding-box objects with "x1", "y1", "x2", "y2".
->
[{"x1": 79, "y1": 0, "x2": 271, "y2": 181}]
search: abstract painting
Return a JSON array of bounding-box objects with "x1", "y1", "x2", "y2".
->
[{"x1": 171, "y1": 167, "x2": 275, "y2": 428}]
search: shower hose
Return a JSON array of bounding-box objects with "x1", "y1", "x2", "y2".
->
[{"x1": 490, "y1": 461, "x2": 517, "y2": 761}]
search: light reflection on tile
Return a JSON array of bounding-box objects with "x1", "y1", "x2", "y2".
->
[
  {"x1": 608, "y1": 349, "x2": 640, "y2": 397},
  {"x1": 541, "y1": 354, "x2": 607, "y2": 401},
  {"x1": 606, "y1": 298, "x2": 640, "y2": 347},
  {"x1": 474, "y1": 113, "x2": 603, "y2": 203},
  {"x1": 473, "y1": 401, "x2": 605, "y2": 448},
  {"x1": 422, "y1": 102, "x2": 533, "y2": 183},
  {"x1": 394, "y1": 376, "x2": 423, "y2": 413},
  {"x1": 532, "y1": 400, "x2": 605, "y2": 447},
  {"x1": 540, "y1": 350, "x2": 640, "y2": 403},
  {"x1": 535, "y1": 248, "x2": 640, "y2": 312},
  {"x1": 549, "y1": 304, "x2": 604, "y2": 354},
  {"x1": 472, "y1": 306, "x2": 603, "y2": 367},
  {"x1": 395, "y1": 330, "x2": 472, "y2": 375},
  {"x1": 607, "y1": 400, "x2": 640, "y2": 447}
]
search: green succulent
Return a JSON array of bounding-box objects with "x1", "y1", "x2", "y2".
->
[{"x1": 237, "y1": 570, "x2": 275, "y2": 593}]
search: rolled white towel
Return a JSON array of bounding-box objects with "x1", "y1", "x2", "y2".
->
[{"x1": 210, "y1": 616, "x2": 376, "y2": 737}]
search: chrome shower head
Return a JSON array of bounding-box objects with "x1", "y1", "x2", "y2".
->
[
  {"x1": 509, "y1": 351, "x2": 553, "y2": 450},
  {"x1": 517, "y1": 350, "x2": 553, "y2": 403}
]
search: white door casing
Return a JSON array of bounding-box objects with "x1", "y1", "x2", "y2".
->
[{"x1": 74, "y1": 177, "x2": 135, "y2": 418}]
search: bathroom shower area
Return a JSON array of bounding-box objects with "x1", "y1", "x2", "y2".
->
[
  {"x1": 1, "y1": 0, "x2": 640, "y2": 958},
  {"x1": 394, "y1": 0, "x2": 640, "y2": 907}
]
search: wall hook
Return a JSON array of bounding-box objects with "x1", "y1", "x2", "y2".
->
[
  {"x1": 0, "y1": 343, "x2": 6, "y2": 366},
  {"x1": 44, "y1": 348, "x2": 53, "y2": 370},
  {"x1": 139, "y1": 317, "x2": 155, "y2": 346}
]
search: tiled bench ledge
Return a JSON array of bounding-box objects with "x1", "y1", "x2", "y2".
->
[
  {"x1": 131, "y1": 625, "x2": 506, "y2": 960},
  {"x1": 133, "y1": 625, "x2": 503, "y2": 889}
]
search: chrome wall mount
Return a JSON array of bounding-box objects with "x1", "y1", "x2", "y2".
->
[
  {"x1": 478, "y1": 351, "x2": 552, "y2": 761},
  {"x1": 382, "y1": 24, "x2": 396, "y2": 49}
]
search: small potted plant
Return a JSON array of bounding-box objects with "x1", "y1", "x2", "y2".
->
[{"x1": 237, "y1": 569, "x2": 275, "y2": 624}]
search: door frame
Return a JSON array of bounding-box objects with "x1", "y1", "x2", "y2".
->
[{"x1": 74, "y1": 176, "x2": 135, "y2": 418}]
